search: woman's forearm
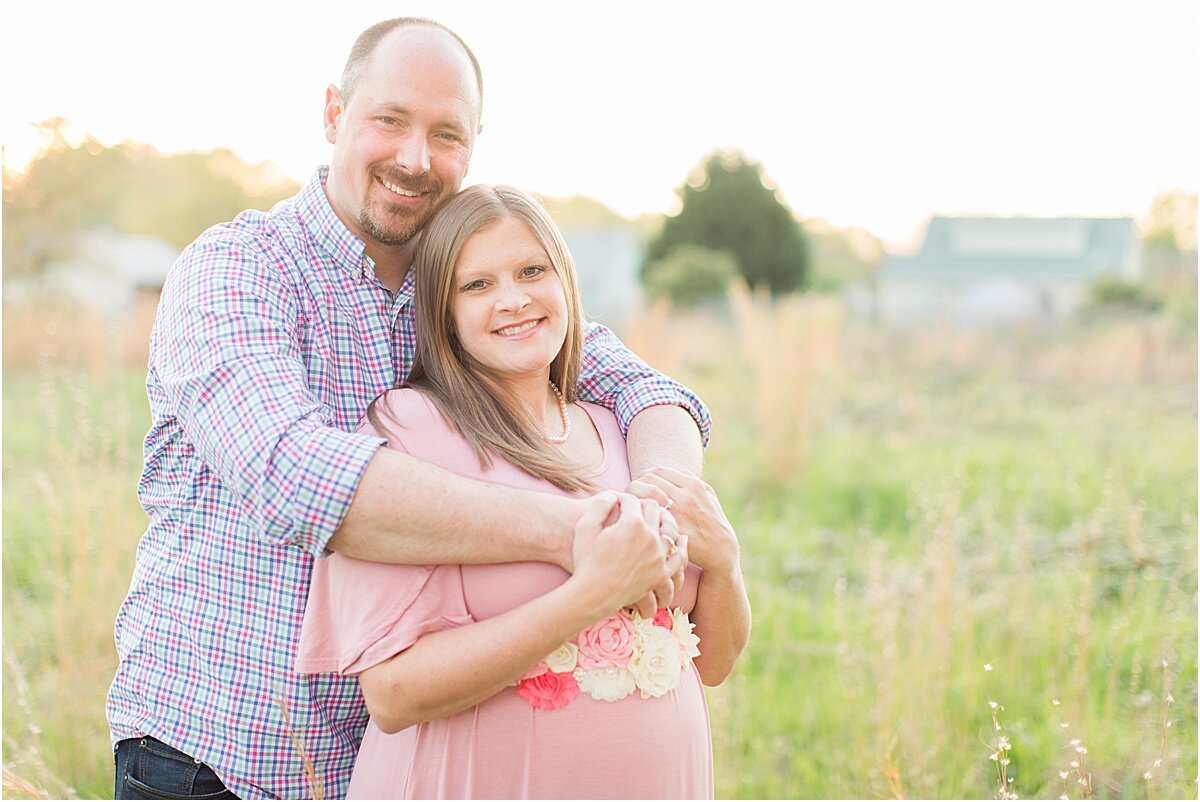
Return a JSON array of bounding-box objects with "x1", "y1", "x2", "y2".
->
[
  {"x1": 358, "y1": 493, "x2": 681, "y2": 733},
  {"x1": 359, "y1": 577, "x2": 609, "y2": 734},
  {"x1": 689, "y1": 566, "x2": 751, "y2": 686}
]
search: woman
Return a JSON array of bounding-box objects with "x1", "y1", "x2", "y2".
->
[{"x1": 297, "y1": 185, "x2": 750, "y2": 799}]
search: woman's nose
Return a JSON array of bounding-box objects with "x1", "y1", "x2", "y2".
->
[{"x1": 495, "y1": 282, "x2": 531, "y2": 312}]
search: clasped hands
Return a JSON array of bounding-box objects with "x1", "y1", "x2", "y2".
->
[{"x1": 570, "y1": 467, "x2": 739, "y2": 619}]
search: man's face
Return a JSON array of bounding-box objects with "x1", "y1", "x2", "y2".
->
[{"x1": 324, "y1": 27, "x2": 480, "y2": 248}]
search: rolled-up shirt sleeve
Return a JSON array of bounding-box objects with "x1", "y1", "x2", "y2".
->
[
  {"x1": 152, "y1": 231, "x2": 383, "y2": 554},
  {"x1": 577, "y1": 322, "x2": 712, "y2": 447}
]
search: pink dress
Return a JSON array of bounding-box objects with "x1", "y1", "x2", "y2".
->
[{"x1": 296, "y1": 389, "x2": 712, "y2": 799}]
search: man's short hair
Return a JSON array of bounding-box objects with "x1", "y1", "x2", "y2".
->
[{"x1": 340, "y1": 17, "x2": 484, "y2": 112}]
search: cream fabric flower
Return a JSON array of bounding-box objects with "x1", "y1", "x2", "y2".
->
[
  {"x1": 670, "y1": 608, "x2": 701, "y2": 658},
  {"x1": 544, "y1": 641, "x2": 579, "y2": 673},
  {"x1": 575, "y1": 666, "x2": 637, "y2": 702},
  {"x1": 629, "y1": 626, "x2": 683, "y2": 698}
]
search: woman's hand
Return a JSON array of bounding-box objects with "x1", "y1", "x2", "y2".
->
[
  {"x1": 628, "y1": 467, "x2": 740, "y2": 578},
  {"x1": 569, "y1": 492, "x2": 688, "y2": 620}
]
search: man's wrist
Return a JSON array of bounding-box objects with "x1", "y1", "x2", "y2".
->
[{"x1": 537, "y1": 495, "x2": 583, "y2": 572}]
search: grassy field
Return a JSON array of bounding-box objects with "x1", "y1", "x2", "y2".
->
[{"x1": 3, "y1": 294, "x2": 1196, "y2": 799}]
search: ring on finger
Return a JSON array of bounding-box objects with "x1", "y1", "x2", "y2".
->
[
  {"x1": 660, "y1": 533, "x2": 677, "y2": 553},
  {"x1": 663, "y1": 498, "x2": 674, "y2": 511}
]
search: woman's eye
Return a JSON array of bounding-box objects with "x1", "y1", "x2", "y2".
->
[
  {"x1": 521, "y1": 265, "x2": 546, "y2": 278},
  {"x1": 461, "y1": 280, "x2": 488, "y2": 292}
]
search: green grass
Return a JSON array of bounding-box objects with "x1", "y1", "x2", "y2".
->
[{"x1": 3, "y1": 306, "x2": 1196, "y2": 799}]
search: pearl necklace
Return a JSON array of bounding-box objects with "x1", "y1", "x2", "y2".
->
[{"x1": 547, "y1": 380, "x2": 571, "y2": 444}]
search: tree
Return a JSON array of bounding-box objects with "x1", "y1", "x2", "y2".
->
[
  {"x1": 643, "y1": 245, "x2": 739, "y2": 308},
  {"x1": 1140, "y1": 189, "x2": 1197, "y2": 253},
  {"x1": 643, "y1": 150, "x2": 809, "y2": 296},
  {"x1": 3, "y1": 120, "x2": 299, "y2": 283}
]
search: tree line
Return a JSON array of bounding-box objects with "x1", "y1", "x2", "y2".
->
[{"x1": 5, "y1": 121, "x2": 824, "y2": 304}]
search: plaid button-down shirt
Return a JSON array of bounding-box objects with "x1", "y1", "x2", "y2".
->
[{"x1": 107, "y1": 168, "x2": 710, "y2": 799}]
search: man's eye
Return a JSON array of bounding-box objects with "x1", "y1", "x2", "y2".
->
[{"x1": 436, "y1": 132, "x2": 463, "y2": 144}]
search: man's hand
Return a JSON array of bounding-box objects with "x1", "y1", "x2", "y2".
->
[{"x1": 628, "y1": 467, "x2": 740, "y2": 578}]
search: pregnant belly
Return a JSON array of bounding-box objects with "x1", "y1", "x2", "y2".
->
[{"x1": 351, "y1": 663, "x2": 712, "y2": 799}]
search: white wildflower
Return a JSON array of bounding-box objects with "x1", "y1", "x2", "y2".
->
[{"x1": 984, "y1": 663, "x2": 993, "y2": 672}]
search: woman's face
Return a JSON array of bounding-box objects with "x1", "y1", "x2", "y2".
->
[{"x1": 450, "y1": 214, "x2": 569, "y2": 384}]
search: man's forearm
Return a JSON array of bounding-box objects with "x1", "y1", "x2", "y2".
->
[
  {"x1": 327, "y1": 448, "x2": 580, "y2": 568},
  {"x1": 626, "y1": 404, "x2": 704, "y2": 478}
]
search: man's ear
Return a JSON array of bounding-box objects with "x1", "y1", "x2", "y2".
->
[{"x1": 324, "y1": 84, "x2": 344, "y2": 144}]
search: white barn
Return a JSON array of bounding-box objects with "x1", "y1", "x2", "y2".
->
[
  {"x1": 14, "y1": 227, "x2": 179, "y2": 321},
  {"x1": 874, "y1": 216, "x2": 1141, "y2": 326}
]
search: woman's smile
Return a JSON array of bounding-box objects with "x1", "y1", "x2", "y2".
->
[{"x1": 494, "y1": 318, "x2": 545, "y2": 338}]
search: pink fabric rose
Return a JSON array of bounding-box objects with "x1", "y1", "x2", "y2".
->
[
  {"x1": 652, "y1": 608, "x2": 673, "y2": 629},
  {"x1": 576, "y1": 613, "x2": 637, "y2": 670},
  {"x1": 516, "y1": 670, "x2": 578, "y2": 711}
]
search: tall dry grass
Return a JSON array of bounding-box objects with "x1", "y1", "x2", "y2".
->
[
  {"x1": 3, "y1": 298, "x2": 155, "y2": 799},
  {"x1": 3, "y1": 290, "x2": 1196, "y2": 799}
]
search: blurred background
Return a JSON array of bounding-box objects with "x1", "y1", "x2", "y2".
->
[{"x1": 3, "y1": 1, "x2": 1196, "y2": 798}]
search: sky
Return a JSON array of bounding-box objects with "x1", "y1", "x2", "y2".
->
[{"x1": 2, "y1": 0, "x2": 1197, "y2": 247}]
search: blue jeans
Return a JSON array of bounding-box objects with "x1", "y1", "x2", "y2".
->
[{"x1": 114, "y1": 737, "x2": 238, "y2": 800}]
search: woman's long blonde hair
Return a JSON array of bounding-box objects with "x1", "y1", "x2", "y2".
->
[{"x1": 369, "y1": 185, "x2": 594, "y2": 491}]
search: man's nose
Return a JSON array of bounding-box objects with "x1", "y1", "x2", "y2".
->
[{"x1": 394, "y1": 131, "x2": 431, "y2": 176}]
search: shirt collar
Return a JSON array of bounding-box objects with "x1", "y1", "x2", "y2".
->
[
  {"x1": 297, "y1": 166, "x2": 371, "y2": 281},
  {"x1": 298, "y1": 167, "x2": 417, "y2": 301}
]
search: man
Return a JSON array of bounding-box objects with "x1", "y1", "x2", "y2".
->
[{"x1": 109, "y1": 17, "x2": 709, "y2": 800}]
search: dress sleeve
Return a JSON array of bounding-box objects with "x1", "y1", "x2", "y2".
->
[
  {"x1": 295, "y1": 557, "x2": 474, "y2": 676},
  {"x1": 577, "y1": 321, "x2": 712, "y2": 447},
  {"x1": 151, "y1": 230, "x2": 384, "y2": 556},
  {"x1": 296, "y1": 388, "x2": 476, "y2": 676}
]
